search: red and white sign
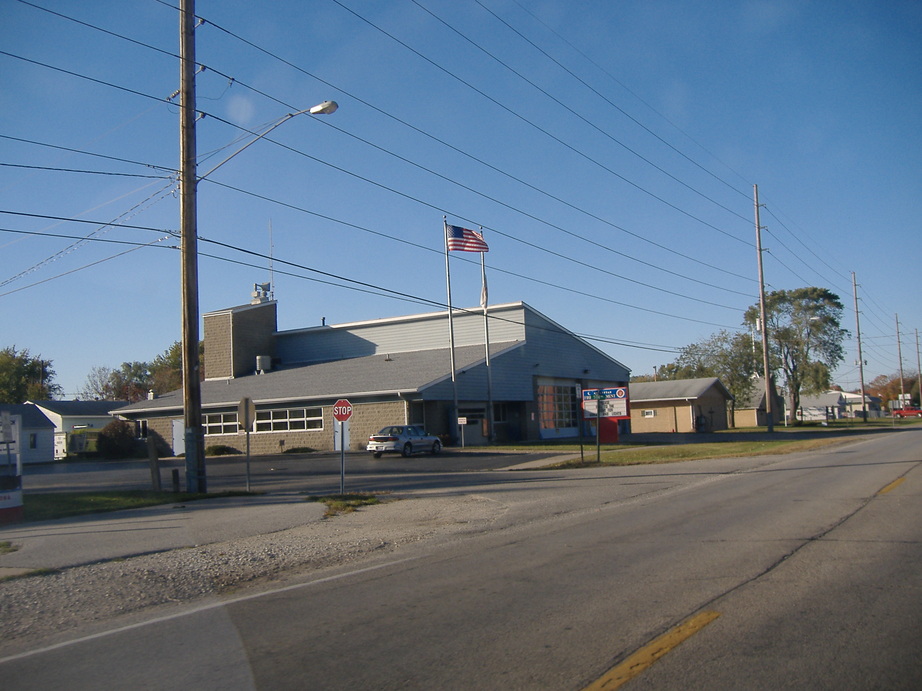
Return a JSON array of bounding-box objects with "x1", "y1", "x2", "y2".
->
[{"x1": 332, "y1": 399, "x2": 353, "y2": 422}]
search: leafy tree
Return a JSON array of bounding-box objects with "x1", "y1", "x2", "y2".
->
[
  {"x1": 108, "y1": 361, "x2": 151, "y2": 402},
  {"x1": 744, "y1": 287, "x2": 847, "y2": 421},
  {"x1": 656, "y1": 330, "x2": 760, "y2": 408},
  {"x1": 0, "y1": 346, "x2": 62, "y2": 403},
  {"x1": 80, "y1": 365, "x2": 116, "y2": 400},
  {"x1": 867, "y1": 373, "x2": 919, "y2": 409},
  {"x1": 80, "y1": 341, "x2": 191, "y2": 402},
  {"x1": 149, "y1": 341, "x2": 183, "y2": 394}
]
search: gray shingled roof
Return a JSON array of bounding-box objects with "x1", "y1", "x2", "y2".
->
[
  {"x1": 629, "y1": 377, "x2": 733, "y2": 402},
  {"x1": 0, "y1": 404, "x2": 55, "y2": 429},
  {"x1": 117, "y1": 342, "x2": 521, "y2": 414},
  {"x1": 30, "y1": 400, "x2": 129, "y2": 416}
]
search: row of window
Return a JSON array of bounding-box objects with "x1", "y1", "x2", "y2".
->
[{"x1": 203, "y1": 407, "x2": 324, "y2": 436}]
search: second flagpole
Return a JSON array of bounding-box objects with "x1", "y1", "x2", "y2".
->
[{"x1": 444, "y1": 218, "x2": 461, "y2": 446}]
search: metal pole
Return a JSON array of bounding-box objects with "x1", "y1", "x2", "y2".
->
[
  {"x1": 896, "y1": 314, "x2": 905, "y2": 410},
  {"x1": 339, "y1": 422, "x2": 345, "y2": 495},
  {"x1": 754, "y1": 185, "x2": 773, "y2": 432},
  {"x1": 852, "y1": 272, "x2": 868, "y2": 422},
  {"x1": 444, "y1": 219, "x2": 460, "y2": 446},
  {"x1": 916, "y1": 329, "x2": 921, "y2": 409},
  {"x1": 480, "y1": 245, "x2": 494, "y2": 443},
  {"x1": 245, "y1": 425, "x2": 251, "y2": 493},
  {"x1": 180, "y1": 0, "x2": 205, "y2": 492}
]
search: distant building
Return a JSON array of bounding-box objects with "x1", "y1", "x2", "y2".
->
[
  {"x1": 28, "y1": 400, "x2": 128, "y2": 459},
  {"x1": 628, "y1": 378, "x2": 733, "y2": 433},
  {"x1": 795, "y1": 392, "x2": 847, "y2": 422},
  {"x1": 839, "y1": 391, "x2": 882, "y2": 419},
  {"x1": 733, "y1": 376, "x2": 784, "y2": 428},
  {"x1": 0, "y1": 404, "x2": 55, "y2": 464},
  {"x1": 115, "y1": 299, "x2": 631, "y2": 453}
]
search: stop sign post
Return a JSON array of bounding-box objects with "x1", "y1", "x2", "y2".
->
[{"x1": 333, "y1": 399, "x2": 352, "y2": 494}]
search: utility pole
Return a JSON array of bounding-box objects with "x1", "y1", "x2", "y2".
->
[
  {"x1": 180, "y1": 0, "x2": 205, "y2": 492},
  {"x1": 754, "y1": 184, "x2": 773, "y2": 432},
  {"x1": 896, "y1": 314, "x2": 905, "y2": 412},
  {"x1": 916, "y1": 329, "x2": 921, "y2": 409},
  {"x1": 851, "y1": 272, "x2": 867, "y2": 421}
]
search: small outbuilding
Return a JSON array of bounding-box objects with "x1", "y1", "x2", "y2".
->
[
  {"x1": 628, "y1": 378, "x2": 733, "y2": 433},
  {"x1": 732, "y1": 376, "x2": 784, "y2": 428},
  {"x1": 0, "y1": 404, "x2": 55, "y2": 464},
  {"x1": 794, "y1": 392, "x2": 847, "y2": 422},
  {"x1": 28, "y1": 400, "x2": 128, "y2": 459}
]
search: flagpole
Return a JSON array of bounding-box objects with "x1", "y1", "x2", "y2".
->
[
  {"x1": 480, "y1": 233, "x2": 494, "y2": 443},
  {"x1": 444, "y1": 218, "x2": 461, "y2": 446}
]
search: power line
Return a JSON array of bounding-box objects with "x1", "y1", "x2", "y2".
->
[
  {"x1": 412, "y1": 0, "x2": 751, "y2": 224},
  {"x1": 328, "y1": 0, "x2": 751, "y2": 247}
]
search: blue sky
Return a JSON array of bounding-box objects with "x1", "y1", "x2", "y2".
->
[{"x1": 2, "y1": 0, "x2": 920, "y2": 397}]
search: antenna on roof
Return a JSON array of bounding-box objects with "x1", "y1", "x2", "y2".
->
[{"x1": 268, "y1": 219, "x2": 275, "y2": 300}]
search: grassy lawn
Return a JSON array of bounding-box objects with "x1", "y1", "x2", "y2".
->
[
  {"x1": 551, "y1": 437, "x2": 850, "y2": 468},
  {"x1": 22, "y1": 490, "x2": 251, "y2": 523}
]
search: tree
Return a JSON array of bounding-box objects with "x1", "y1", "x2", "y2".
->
[
  {"x1": 80, "y1": 365, "x2": 116, "y2": 400},
  {"x1": 744, "y1": 287, "x2": 847, "y2": 421},
  {"x1": 657, "y1": 330, "x2": 760, "y2": 408},
  {"x1": 867, "y1": 373, "x2": 920, "y2": 409},
  {"x1": 149, "y1": 341, "x2": 182, "y2": 394},
  {"x1": 80, "y1": 341, "x2": 190, "y2": 402},
  {"x1": 0, "y1": 346, "x2": 62, "y2": 403}
]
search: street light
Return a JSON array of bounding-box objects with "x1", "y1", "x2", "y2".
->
[
  {"x1": 199, "y1": 102, "x2": 340, "y2": 180},
  {"x1": 180, "y1": 4, "x2": 338, "y2": 495}
]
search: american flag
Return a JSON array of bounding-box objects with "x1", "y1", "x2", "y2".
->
[{"x1": 447, "y1": 225, "x2": 489, "y2": 252}]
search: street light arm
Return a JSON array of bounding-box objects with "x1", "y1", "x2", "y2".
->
[{"x1": 198, "y1": 101, "x2": 338, "y2": 181}]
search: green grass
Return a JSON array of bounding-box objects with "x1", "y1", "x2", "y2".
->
[
  {"x1": 0, "y1": 540, "x2": 19, "y2": 555},
  {"x1": 305, "y1": 493, "x2": 383, "y2": 517},
  {"x1": 22, "y1": 490, "x2": 252, "y2": 523},
  {"x1": 551, "y1": 437, "x2": 851, "y2": 468}
]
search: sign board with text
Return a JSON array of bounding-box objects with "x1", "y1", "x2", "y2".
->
[{"x1": 582, "y1": 387, "x2": 630, "y2": 419}]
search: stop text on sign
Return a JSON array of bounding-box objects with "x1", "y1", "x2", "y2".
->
[{"x1": 332, "y1": 399, "x2": 353, "y2": 422}]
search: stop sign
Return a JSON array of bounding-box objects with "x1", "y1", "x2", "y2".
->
[{"x1": 332, "y1": 398, "x2": 353, "y2": 422}]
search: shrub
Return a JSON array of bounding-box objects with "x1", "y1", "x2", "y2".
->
[
  {"x1": 96, "y1": 419, "x2": 141, "y2": 459},
  {"x1": 204, "y1": 445, "x2": 241, "y2": 456}
]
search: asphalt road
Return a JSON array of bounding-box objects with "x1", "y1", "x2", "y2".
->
[
  {"x1": 5, "y1": 430, "x2": 921, "y2": 689},
  {"x1": 19, "y1": 449, "x2": 561, "y2": 495}
]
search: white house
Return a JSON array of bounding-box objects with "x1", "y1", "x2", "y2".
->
[{"x1": 28, "y1": 400, "x2": 128, "y2": 459}]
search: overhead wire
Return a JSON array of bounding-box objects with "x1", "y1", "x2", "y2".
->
[
  {"x1": 197, "y1": 109, "x2": 748, "y2": 312},
  {"x1": 0, "y1": 217, "x2": 683, "y2": 353},
  {"x1": 6, "y1": 1, "x2": 907, "y2": 372},
  {"x1": 195, "y1": 15, "x2": 757, "y2": 285},
  {"x1": 474, "y1": 0, "x2": 751, "y2": 203},
  {"x1": 411, "y1": 0, "x2": 752, "y2": 225},
  {"x1": 3, "y1": 2, "x2": 757, "y2": 298},
  {"x1": 328, "y1": 0, "x2": 751, "y2": 247}
]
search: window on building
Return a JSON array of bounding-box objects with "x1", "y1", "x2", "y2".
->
[
  {"x1": 204, "y1": 412, "x2": 239, "y2": 435},
  {"x1": 643, "y1": 409, "x2": 656, "y2": 418},
  {"x1": 537, "y1": 384, "x2": 579, "y2": 430},
  {"x1": 29, "y1": 433, "x2": 37, "y2": 449},
  {"x1": 493, "y1": 403, "x2": 510, "y2": 423},
  {"x1": 255, "y1": 407, "x2": 323, "y2": 432}
]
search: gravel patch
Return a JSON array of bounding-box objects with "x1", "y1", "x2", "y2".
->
[{"x1": 0, "y1": 494, "x2": 503, "y2": 650}]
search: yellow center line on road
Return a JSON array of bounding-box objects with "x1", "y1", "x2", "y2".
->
[
  {"x1": 877, "y1": 477, "x2": 905, "y2": 495},
  {"x1": 583, "y1": 611, "x2": 721, "y2": 691}
]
